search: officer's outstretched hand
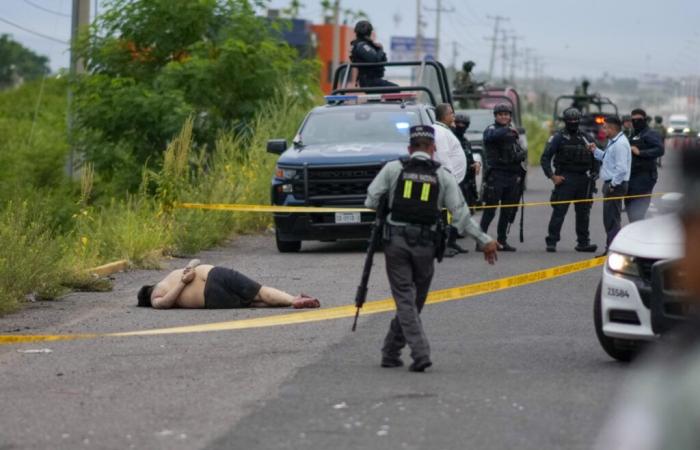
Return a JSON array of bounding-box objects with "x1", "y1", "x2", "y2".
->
[{"x1": 482, "y1": 240, "x2": 499, "y2": 265}]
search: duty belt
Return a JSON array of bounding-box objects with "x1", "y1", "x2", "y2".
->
[{"x1": 386, "y1": 224, "x2": 438, "y2": 247}]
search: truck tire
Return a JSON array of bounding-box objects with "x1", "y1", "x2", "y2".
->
[
  {"x1": 593, "y1": 280, "x2": 639, "y2": 362},
  {"x1": 275, "y1": 229, "x2": 301, "y2": 253}
]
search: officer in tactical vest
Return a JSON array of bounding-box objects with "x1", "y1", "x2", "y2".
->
[
  {"x1": 652, "y1": 115, "x2": 668, "y2": 140},
  {"x1": 480, "y1": 103, "x2": 526, "y2": 251},
  {"x1": 350, "y1": 20, "x2": 397, "y2": 88},
  {"x1": 453, "y1": 112, "x2": 481, "y2": 211},
  {"x1": 626, "y1": 108, "x2": 665, "y2": 222},
  {"x1": 540, "y1": 107, "x2": 599, "y2": 253},
  {"x1": 365, "y1": 125, "x2": 499, "y2": 372}
]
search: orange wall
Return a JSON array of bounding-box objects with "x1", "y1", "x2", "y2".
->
[{"x1": 311, "y1": 24, "x2": 354, "y2": 94}]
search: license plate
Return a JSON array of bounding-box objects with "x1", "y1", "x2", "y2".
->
[{"x1": 334, "y1": 212, "x2": 361, "y2": 224}]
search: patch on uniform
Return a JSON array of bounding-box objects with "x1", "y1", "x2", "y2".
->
[
  {"x1": 547, "y1": 136, "x2": 554, "y2": 144},
  {"x1": 363, "y1": 44, "x2": 372, "y2": 52}
]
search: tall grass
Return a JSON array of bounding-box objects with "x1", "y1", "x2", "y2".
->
[
  {"x1": 524, "y1": 114, "x2": 552, "y2": 166},
  {"x1": 0, "y1": 89, "x2": 313, "y2": 313}
]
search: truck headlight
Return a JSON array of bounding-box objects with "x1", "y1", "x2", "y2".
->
[
  {"x1": 607, "y1": 252, "x2": 640, "y2": 277},
  {"x1": 667, "y1": 127, "x2": 674, "y2": 134},
  {"x1": 683, "y1": 128, "x2": 691, "y2": 134},
  {"x1": 275, "y1": 167, "x2": 298, "y2": 179}
]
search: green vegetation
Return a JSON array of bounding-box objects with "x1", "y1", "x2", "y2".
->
[
  {"x1": 524, "y1": 114, "x2": 552, "y2": 166},
  {"x1": 0, "y1": 34, "x2": 50, "y2": 89},
  {"x1": 0, "y1": 0, "x2": 319, "y2": 314}
]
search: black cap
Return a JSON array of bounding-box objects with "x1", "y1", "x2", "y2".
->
[
  {"x1": 354, "y1": 20, "x2": 373, "y2": 37},
  {"x1": 409, "y1": 125, "x2": 435, "y2": 141},
  {"x1": 605, "y1": 115, "x2": 622, "y2": 127}
]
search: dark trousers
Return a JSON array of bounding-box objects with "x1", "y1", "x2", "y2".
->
[
  {"x1": 546, "y1": 172, "x2": 593, "y2": 246},
  {"x1": 382, "y1": 234, "x2": 435, "y2": 361},
  {"x1": 480, "y1": 171, "x2": 521, "y2": 243},
  {"x1": 603, "y1": 181, "x2": 628, "y2": 248},
  {"x1": 625, "y1": 172, "x2": 657, "y2": 222}
]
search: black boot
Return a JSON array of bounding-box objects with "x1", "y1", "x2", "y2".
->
[
  {"x1": 499, "y1": 241, "x2": 517, "y2": 252},
  {"x1": 575, "y1": 243, "x2": 598, "y2": 253},
  {"x1": 409, "y1": 357, "x2": 432, "y2": 372},
  {"x1": 381, "y1": 356, "x2": 404, "y2": 368},
  {"x1": 546, "y1": 244, "x2": 556, "y2": 253}
]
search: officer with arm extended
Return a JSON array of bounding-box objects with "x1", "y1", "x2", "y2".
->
[
  {"x1": 350, "y1": 20, "x2": 398, "y2": 88},
  {"x1": 480, "y1": 103, "x2": 526, "y2": 251},
  {"x1": 540, "y1": 107, "x2": 599, "y2": 253},
  {"x1": 365, "y1": 125, "x2": 499, "y2": 372},
  {"x1": 626, "y1": 108, "x2": 665, "y2": 222}
]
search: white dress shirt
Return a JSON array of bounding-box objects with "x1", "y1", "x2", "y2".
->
[{"x1": 433, "y1": 122, "x2": 467, "y2": 183}]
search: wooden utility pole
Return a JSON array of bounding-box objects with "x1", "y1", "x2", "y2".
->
[
  {"x1": 415, "y1": 0, "x2": 423, "y2": 60},
  {"x1": 331, "y1": 0, "x2": 340, "y2": 76},
  {"x1": 486, "y1": 15, "x2": 508, "y2": 80},
  {"x1": 424, "y1": 0, "x2": 455, "y2": 61}
]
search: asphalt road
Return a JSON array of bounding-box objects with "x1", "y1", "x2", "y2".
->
[{"x1": 0, "y1": 150, "x2": 682, "y2": 450}]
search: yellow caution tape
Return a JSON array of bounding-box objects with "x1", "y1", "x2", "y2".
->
[
  {"x1": 0, "y1": 257, "x2": 605, "y2": 345},
  {"x1": 176, "y1": 192, "x2": 665, "y2": 214}
]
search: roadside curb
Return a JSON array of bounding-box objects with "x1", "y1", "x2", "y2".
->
[{"x1": 85, "y1": 260, "x2": 129, "y2": 277}]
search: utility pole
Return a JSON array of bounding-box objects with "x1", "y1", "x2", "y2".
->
[
  {"x1": 331, "y1": 0, "x2": 340, "y2": 76},
  {"x1": 509, "y1": 34, "x2": 523, "y2": 84},
  {"x1": 415, "y1": 0, "x2": 423, "y2": 60},
  {"x1": 500, "y1": 30, "x2": 508, "y2": 82},
  {"x1": 486, "y1": 15, "x2": 508, "y2": 80},
  {"x1": 424, "y1": 0, "x2": 455, "y2": 61},
  {"x1": 451, "y1": 41, "x2": 458, "y2": 70},
  {"x1": 67, "y1": 0, "x2": 90, "y2": 178}
]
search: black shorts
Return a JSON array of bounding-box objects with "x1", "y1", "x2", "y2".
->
[{"x1": 203, "y1": 267, "x2": 262, "y2": 309}]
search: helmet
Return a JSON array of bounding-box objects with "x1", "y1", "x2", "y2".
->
[
  {"x1": 654, "y1": 115, "x2": 663, "y2": 124},
  {"x1": 354, "y1": 20, "x2": 373, "y2": 38},
  {"x1": 622, "y1": 114, "x2": 632, "y2": 122},
  {"x1": 493, "y1": 103, "x2": 513, "y2": 115},
  {"x1": 455, "y1": 112, "x2": 470, "y2": 124},
  {"x1": 563, "y1": 107, "x2": 581, "y2": 122},
  {"x1": 462, "y1": 61, "x2": 475, "y2": 72}
]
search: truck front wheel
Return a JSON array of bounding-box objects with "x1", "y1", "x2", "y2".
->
[
  {"x1": 594, "y1": 280, "x2": 640, "y2": 362},
  {"x1": 276, "y1": 229, "x2": 301, "y2": 253}
]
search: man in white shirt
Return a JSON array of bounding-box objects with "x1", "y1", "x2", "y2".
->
[{"x1": 433, "y1": 103, "x2": 469, "y2": 256}]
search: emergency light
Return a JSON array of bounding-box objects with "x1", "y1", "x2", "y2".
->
[
  {"x1": 324, "y1": 93, "x2": 418, "y2": 105},
  {"x1": 594, "y1": 116, "x2": 605, "y2": 125}
]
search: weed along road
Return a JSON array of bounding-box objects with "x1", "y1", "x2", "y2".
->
[{"x1": 0, "y1": 155, "x2": 681, "y2": 450}]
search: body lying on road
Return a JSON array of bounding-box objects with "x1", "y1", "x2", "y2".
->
[{"x1": 137, "y1": 259, "x2": 320, "y2": 310}]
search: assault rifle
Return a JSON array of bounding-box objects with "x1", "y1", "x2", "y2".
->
[{"x1": 352, "y1": 195, "x2": 389, "y2": 332}]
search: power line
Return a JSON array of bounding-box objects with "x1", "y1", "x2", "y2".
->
[
  {"x1": 23, "y1": 0, "x2": 71, "y2": 18},
  {"x1": 0, "y1": 16, "x2": 68, "y2": 44}
]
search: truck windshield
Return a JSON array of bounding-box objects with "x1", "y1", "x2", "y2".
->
[
  {"x1": 460, "y1": 109, "x2": 494, "y2": 134},
  {"x1": 300, "y1": 109, "x2": 421, "y2": 145}
]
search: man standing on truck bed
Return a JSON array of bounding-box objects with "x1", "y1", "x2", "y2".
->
[
  {"x1": 365, "y1": 125, "x2": 499, "y2": 372},
  {"x1": 480, "y1": 103, "x2": 526, "y2": 252},
  {"x1": 350, "y1": 20, "x2": 397, "y2": 88},
  {"x1": 540, "y1": 107, "x2": 598, "y2": 253},
  {"x1": 626, "y1": 108, "x2": 665, "y2": 222}
]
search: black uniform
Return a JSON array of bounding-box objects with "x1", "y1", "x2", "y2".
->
[
  {"x1": 480, "y1": 123, "x2": 526, "y2": 245},
  {"x1": 540, "y1": 130, "x2": 597, "y2": 248},
  {"x1": 626, "y1": 125, "x2": 664, "y2": 222},
  {"x1": 350, "y1": 37, "x2": 397, "y2": 88},
  {"x1": 454, "y1": 129, "x2": 479, "y2": 209}
]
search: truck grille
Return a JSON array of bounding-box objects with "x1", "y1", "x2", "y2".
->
[
  {"x1": 293, "y1": 165, "x2": 383, "y2": 201},
  {"x1": 636, "y1": 258, "x2": 658, "y2": 284}
]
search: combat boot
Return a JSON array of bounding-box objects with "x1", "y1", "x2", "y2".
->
[
  {"x1": 381, "y1": 356, "x2": 404, "y2": 368},
  {"x1": 575, "y1": 243, "x2": 598, "y2": 253},
  {"x1": 499, "y1": 241, "x2": 517, "y2": 252},
  {"x1": 409, "y1": 357, "x2": 432, "y2": 372},
  {"x1": 546, "y1": 244, "x2": 556, "y2": 253}
]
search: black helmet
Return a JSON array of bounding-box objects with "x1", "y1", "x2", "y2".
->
[
  {"x1": 654, "y1": 115, "x2": 663, "y2": 124},
  {"x1": 493, "y1": 103, "x2": 513, "y2": 115},
  {"x1": 462, "y1": 61, "x2": 475, "y2": 71},
  {"x1": 563, "y1": 107, "x2": 581, "y2": 122},
  {"x1": 455, "y1": 112, "x2": 470, "y2": 124},
  {"x1": 354, "y1": 20, "x2": 373, "y2": 38}
]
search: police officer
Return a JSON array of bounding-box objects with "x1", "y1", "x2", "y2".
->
[
  {"x1": 626, "y1": 108, "x2": 665, "y2": 222},
  {"x1": 480, "y1": 103, "x2": 526, "y2": 251},
  {"x1": 652, "y1": 115, "x2": 668, "y2": 140},
  {"x1": 540, "y1": 107, "x2": 598, "y2": 253},
  {"x1": 350, "y1": 20, "x2": 397, "y2": 88},
  {"x1": 365, "y1": 125, "x2": 499, "y2": 372},
  {"x1": 453, "y1": 113, "x2": 481, "y2": 211}
]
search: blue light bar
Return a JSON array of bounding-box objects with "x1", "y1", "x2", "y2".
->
[{"x1": 324, "y1": 95, "x2": 359, "y2": 104}]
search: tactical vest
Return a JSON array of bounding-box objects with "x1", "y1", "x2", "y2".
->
[
  {"x1": 630, "y1": 128, "x2": 659, "y2": 174},
  {"x1": 391, "y1": 158, "x2": 441, "y2": 226},
  {"x1": 485, "y1": 127, "x2": 523, "y2": 171},
  {"x1": 555, "y1": 132, "x2": 592, "y2": 173}
]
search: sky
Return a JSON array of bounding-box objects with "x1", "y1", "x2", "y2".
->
[{"x1": 1, "y1": 0, "x2": 699, "y2": 80}]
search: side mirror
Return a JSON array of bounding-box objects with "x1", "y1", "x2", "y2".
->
[{"x1": 266, "y1": 139, "x2": 287, "y2": 155}]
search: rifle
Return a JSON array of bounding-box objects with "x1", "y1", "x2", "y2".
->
[{"x1": 352, "y1": 195, "x2": 389, "y2": 332}]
